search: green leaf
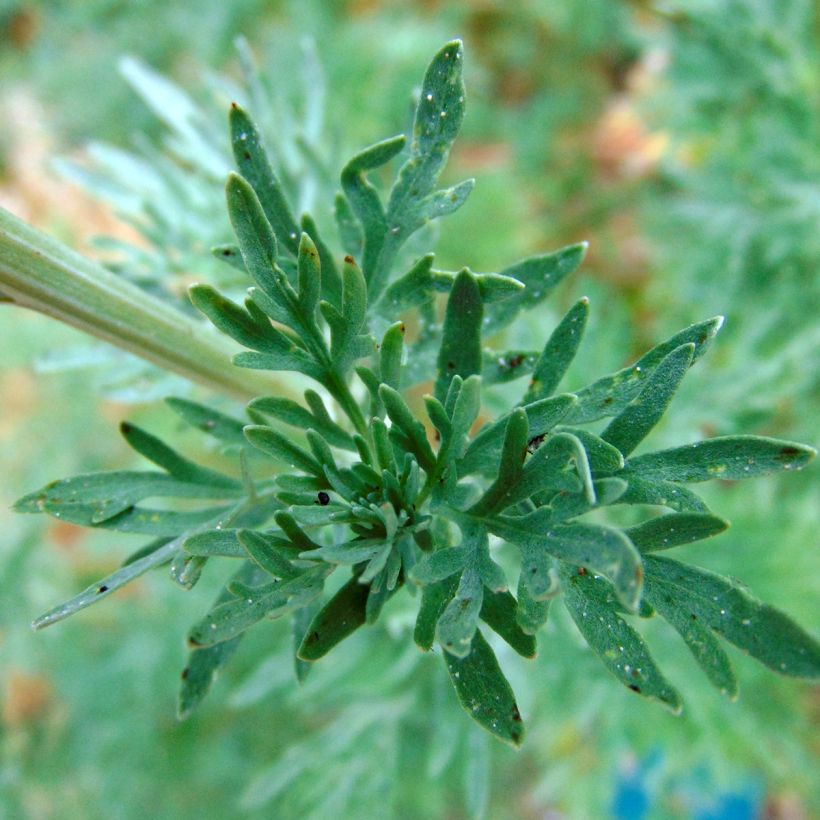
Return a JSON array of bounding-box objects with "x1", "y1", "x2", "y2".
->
[
  {"x1": 479, "y1": 589, "x2": 537, "y2": 657},
  {"x1": 565, "y1": 317, "x2": 723, "y2": 424},
  {"x1": 232, "y1": 348, "x2": 324, "y2": 381},
  {"x1": 297, "y1": 572, "x2": 370, "y2": 661},
  {"x1": 484, "y1": 243, "x2": 588, "y2": 335},
  {"x1": 366, "y1": 40, "x2": 469, "y2": 300},
  {"x1": 411, "y1": 547, "x2": 466, "y2": 584},
  {"x1": 334, "y1": 192, "x2": 363, "y2": 258},
  {"x1": 225, "y1": 172, "x2": 280, "y2": 293},
  {"x1": 15, "y1": 471, "x2": 240, "y2": 526},
  {"x1": 300, "y1": 213, "x2": 343, "y2": 308},
  {"x1": 554, "y1": 427, "x2": 624, "y2": 475},
  {"x1": 644, "y1": 556, "x2": 820, "y2": 679},
  {"x1": 642, "y1": 579, "x2": 737, "y2": 698},
  {"x1": 165, "y1": 397, "x2": 248, "y2": 446},
  {"x1": 178, "y1": 561, "x2": 265, "y2": 718},
  {"x1": 523, "y1": 297, "x2": 589, "y2": 403},
  {"x1": 32, "y1": 505, "x2": 244, "y2": 629},
  {"x1": 435, "y1": 270, "x2": 483, "y2": 403},
  {"x1": 379, "y1": 256, "x2": 523, "y2": 316},
  {"x1": 184, "y1": 529, "x2": 246, "y2": 558},
  {"x1": 625, "y1": 513, "x2": 729, "y2": 553},
  {"x1": 562, "y1": 569, "x2": 682, "y2": 712},
  {"x1": 320, "y1": 256, "x2": 372, "y2": 369},
  {"x1": 444, "y1": 629, "x2": 525, "y2": 747},
  {"x1": 340, "y1": 135, "x2": 406, "y2": 281},
  {"x1": 379, "y1": 384, "x2": 436, "y2": 472},
  {"x1": 243, "y1": 425, "x2": 324, "y2": 476},
  {"x1": 436, "y1": 568, "x2": 484, "y2": 657},
  {"x1": 619, "y1": 476, "x2": 710, "y2": 512},
  {"x1": 516, "y1": 574, "x2": 553, "y2": 635},
  {"x1": 468, "y1": 409, "x2": 528, "y2": 516},
  {"x1": 230, "y1": 103, "x2": 300, "y2": 255},
  {"x1": 601, "y1": 344, "x2": 694, "y2": 456},
  {"x1": 189, "y1": 283, "x2": 286, "y2": 354},
  {"x1": 238, "y1": 529, "x2": 301, "y2": 579},
  {"x1": 548, "y1": 477, "x2": 628, "y2": 523},
  {"x1": 296, "y1": 232, "x2": 321, "y2": 314},
  {"x1": 247, "y1": 393, "x2": 355, "y2": 451},
  {"x1": 624, "y1": 436, "x2": 816, "y2": 482},
  {"x1": 119, "y1": 422, "x2": 240, "y2": 489},
  {"x1": 188, "y1": 567, "x2": 327, "y2": 647},
  {"x1": 380, "y1": 321, "x2": 405, "y2": 390}
]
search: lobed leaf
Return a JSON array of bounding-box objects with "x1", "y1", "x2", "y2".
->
[
  {"x1": 230, "y1": 103, "x2": 301, "y2": 255},
  {"x1": 484, "y1": 243, "x2": 587, "y2": 335},
  {"x1": 601, "y1": 343, "x2": 694, "y2": 456},
  {"x1": 119, "y1": 421, "x2": 240, "y2": 490},
  {"x1": 644, "y1": 556, "x2": 820, "y2": 679},
  {"x1": 566, "y1": 317, "x2": 724, "y2": 425},
  {"x1": 248, "y1": 394, "x2": 355, "y2": 451}
]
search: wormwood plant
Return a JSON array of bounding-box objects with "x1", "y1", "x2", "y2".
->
[{"x1": 7, "y1": 41, "x2": 819, "y2": 746}]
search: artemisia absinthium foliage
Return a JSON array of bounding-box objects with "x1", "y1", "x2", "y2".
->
[{"x1": 17, "y1": 41, "x2": 819, "y2": 745}]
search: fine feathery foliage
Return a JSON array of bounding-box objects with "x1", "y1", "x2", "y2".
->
[{"x1": 15, "y1": 40, "x2": 819, "y2": 747}]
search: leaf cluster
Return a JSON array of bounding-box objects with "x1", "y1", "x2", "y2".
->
[{"x1": 16, "y1": 40, "x2": 819, "y2": 746}]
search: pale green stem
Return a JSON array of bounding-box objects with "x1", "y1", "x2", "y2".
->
[{"x1": 0, "y1": 207, "x2": 287, "y2": 403}]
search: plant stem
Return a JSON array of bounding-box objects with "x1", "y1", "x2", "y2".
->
[{"x1": 0, "y1": 207, "x2": 288, "y2": 403}]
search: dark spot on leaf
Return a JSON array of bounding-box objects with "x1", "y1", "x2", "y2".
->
[
  {"x1": 181, "y1": 668, "x2": 189, "y2": 680},
  {"x1": 777, "y1": 446, "x2": 802, "y2": 459},
  {"x1": 698, "y1": 332, "x2": 708, "y2": 345},
  {"x1": 308, "y1": 631, "x2": 320, "y2": 644},
  {"x1": 344, "y1": 255, "x2": 355, "y2": 264},
  {"x1": 316, "y1": 491, "x2": 330, "y2": 506},
  {"x1": 690, "y1": 613, "x2": 698, "y2": 620},
  {"x1": 222, "y1": 249, "x2": 231, "y2": 256},
  {"x1": 120, "y1": 421, "x2": 132, "y2": 434},
  {"x1": 577, "y1": 567, "x2": 587, "y2": 576},
  {"x1": 511, "y1": 704, "x2": 522, "y2": 722},
  {"x1": 98, "y1": 585, "x2": 108, "y2": 593},
  {"x1": 628, "y1": 684, "x2": 641, "y2": 693},
  {"x1": 400, "y1": 323, "x2": 406, "y2": 334},
  {"x1": 447, "y1": 361, "x2": 455, "y2": 369},
  {"x1": 506, "y1": 354, "x2": 525, "y2": 369},
  {"x1": 602, "y1": 397, "x2": 614, "y2": 406},
  {"x1": 434, "y1": 429, "x2": 441, "y2": 442},
  {"x1": 243, "y1": 150, "x2": 251, "y2": 160},
  {"x1": 231, "y1": 102, "x2": 238, "y2": 110}
]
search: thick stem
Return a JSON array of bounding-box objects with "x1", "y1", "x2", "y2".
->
[{"x1": 0, "y1": 207, "x2": 286, "y2": 402}]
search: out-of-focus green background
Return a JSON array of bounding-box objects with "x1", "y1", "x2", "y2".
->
[{"x1": 1, "y1": 1, "x2": 817, "y2": 818}]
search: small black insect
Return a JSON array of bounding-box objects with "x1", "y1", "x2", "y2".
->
[{"x1": 316, "y1": 491, "x2": 330, "y2": 506}]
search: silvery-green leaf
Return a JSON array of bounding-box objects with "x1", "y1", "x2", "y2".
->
[
  {"x1": 562, "y1": 568, "x2": 682, "y2": 712},
  {"x1": 645, "y1": 556, "x2": 820, "y2": 679},
  {"x1": 444, "y1": 629, "x2": 525, "y2": 747}
]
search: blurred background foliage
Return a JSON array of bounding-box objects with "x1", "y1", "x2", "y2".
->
[{"x1": 0, "y1": 0, "x2": 817, "y2": 818}]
